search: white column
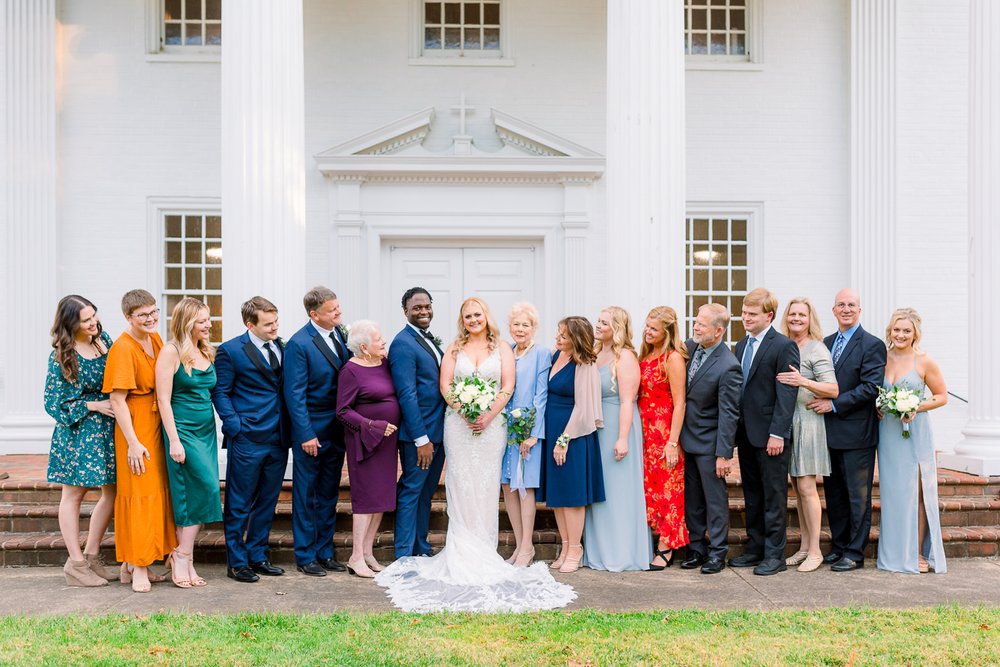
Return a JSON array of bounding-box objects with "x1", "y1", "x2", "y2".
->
[
  {"x1": 605, "y1": 0, "x2": 686, "y2": 329},
  {"x1": 850, "y1": 0, "x2": 897, "y2": 331},
  {"x1": 333, "y1": 179, "x2": 366, "y2": 318},
  {"x1": 941, "y1": 0, "x2": 1000, "y2": 477},
  {"x1": 221, "y1": 0, "x2": 307, "y2": 337},
  {"x1": 561, "y1": 179, "x2": 591, "y2": 314},
  {"x1": 0, "y1": 0, "x2": 59, "y2": 448}
]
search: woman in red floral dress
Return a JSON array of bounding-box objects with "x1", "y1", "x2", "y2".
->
[{"x1": 637, "y1": 306, "x2": 690, "y2": 569}]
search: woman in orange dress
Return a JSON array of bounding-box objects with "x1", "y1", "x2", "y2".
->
[
  {"x1": 103, "y1": 289, "x2": 177, "y2": 592},
  {"x1": 637, "y1": 306, "x2": 689, "y2": 569}
]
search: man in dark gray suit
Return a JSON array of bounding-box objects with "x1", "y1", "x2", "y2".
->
[{"x1": 679, "y1": 303, "x2": 743, "y2": 574}]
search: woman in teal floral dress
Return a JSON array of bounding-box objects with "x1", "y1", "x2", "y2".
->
[{"x1": 44, "y1": 295, "x2": 118, "y2": 587}]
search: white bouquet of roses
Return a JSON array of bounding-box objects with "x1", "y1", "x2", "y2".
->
[
  {"x1": 446, "y1": 374, "x2": 498, "y2": 436},
  {"x1": 876, "y1": 385, "x2": 922, "y2": 439}
]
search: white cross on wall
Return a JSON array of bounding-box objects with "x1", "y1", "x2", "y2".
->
[{"x1": 450, "y1": 93, "x2": 475, "y2": 136}]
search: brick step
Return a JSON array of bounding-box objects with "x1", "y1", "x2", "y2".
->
[{"x1": 4, "y1": 524, "x2": 998, "y2": 568}]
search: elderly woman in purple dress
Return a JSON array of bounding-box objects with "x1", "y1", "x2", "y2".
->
[{"x1": 337, "y1": 320, "x2": 401, "y2": 578}]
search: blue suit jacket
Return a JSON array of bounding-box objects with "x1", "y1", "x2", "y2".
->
[
  {"x1": 211, "y1": 332, "x2": 288, "y2": 446},
  {"x1": 283, "y1": 322, "x2": 350, "y2": 446},
  {"x1": 388, "y1": 325, "x2": 445, "y2": 445}
]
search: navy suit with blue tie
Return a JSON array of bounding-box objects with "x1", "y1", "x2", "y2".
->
[
  {"x1": 283, "y1": 321, "x2": 351, "y2": 566},
  {"x1": 389, "y1": 325, "x2": 446, "y2": 558},
  {"x1": 212, "y1": 332, "x2": 290, "y2": 569}
]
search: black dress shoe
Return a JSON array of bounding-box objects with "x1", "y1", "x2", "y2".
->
[
  {"x1": 680, "y1": 553, "x2": 708, "y2": 569},
  {"x1": 297, "y1": 561, "x2": 327, "y2": 577},
  {"x1": 753, "y1": 558, "x2": 788, "y2": 576},
  {"x1": 822, "y1": 551, "x2": 843, "y2": 565},
  {"x1": 700, "y1": 558, "x2": 726, "y2": 574},
  {"x1": 728, "y1": 553, "x2": 763, "y2": 568},
  {"x1": 250, "y1": 560, "x2": 285, "y2": 576},
  {"x1": 318, "y1": 557, "x2": 347, "y2": 573},
  {"x1": 831, "y1": 556, "x2": 863, "y2": 572},
  {"x1": 227, "y1": 566, "x2": 260, "y2": 583}
]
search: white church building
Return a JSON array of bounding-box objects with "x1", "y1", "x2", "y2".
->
[{"x1": 1, "y1": 0, "x2": 998, "y2": 475}]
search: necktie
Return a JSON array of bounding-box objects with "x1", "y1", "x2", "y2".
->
[
  {"x1": 688, "y1": 348, "x2": 707, "y2": 382},
  {"x1": 832, "y1": 334, "x2": 846, "y2": 364},
  {"x1": 741, "y1": 337, "x2": 756, "y2": 385},
  {"x1": 263, "y1": 342, "x2": 280, "y2": 373},
  {"x1": 330, "y1": 331, "x2": 348, "y2": 361},
  {"x1": 422, "y1": 329, "x2": 444, "y2": 356}
]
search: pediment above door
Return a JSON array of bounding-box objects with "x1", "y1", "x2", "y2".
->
[{"x1": 314, "y1": 107, "x2": 604, "y2": 182}]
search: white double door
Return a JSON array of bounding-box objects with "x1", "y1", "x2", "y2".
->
[{"x1": 387, "y1": 245, "x2": 539, "y2": 340}]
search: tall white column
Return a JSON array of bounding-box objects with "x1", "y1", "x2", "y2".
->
[
  {"x1": 850, "y1": 0, "x2": 897, "y2": 332},
  {"x1": 0, "y1": 0, "x2": 59, "y2": 448},
  {"x1": 221, "y1": 0, "x2": 307, "y2": 336},
  {"x1": 941, "y1": 0, "x2": 1000, "y2": 477},
  {"x1": 605, "y1": 0, "x2": 686, "y2": 329}
]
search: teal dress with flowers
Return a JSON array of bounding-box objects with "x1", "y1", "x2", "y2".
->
[{"x1": 44, "y1": 331, "x2": 116, "y2": 486}]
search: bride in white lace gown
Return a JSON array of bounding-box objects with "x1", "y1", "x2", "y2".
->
[{"x1": 376, "y1": 297, "x2": 575, "y2": 612}]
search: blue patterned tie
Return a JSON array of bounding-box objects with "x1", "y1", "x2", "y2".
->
[
  {"x1": 741, "y1": 337, "x2": 756, "y2": 386},
  {"x1": 832, "y1": 334, "x2": 846, "y2": 364},
  {"x1": 688, "y1": 348, "x2": 707, "y2": 382}
]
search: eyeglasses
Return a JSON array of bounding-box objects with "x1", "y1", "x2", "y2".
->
[
  {"x1": 132, "y1": 308, "x2": 160, "y2": 321},
  {"x1": 834, "y1": 303, "x2": 859, "y2": 311}
]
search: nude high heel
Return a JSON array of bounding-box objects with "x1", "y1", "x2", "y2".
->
[
  {"x1": 550, "y1": 542, "x2": 569, "y2": 569},
  {"x1": 513, "y1": 547, "x2": 535, "y2": 567},
  {"x1": 559, "y1": 544, "x2": 584, "y2": 573},
  {"x1": 364, "y1": 554, "x2": 385, "y2": 572},
  {"x1": 64, "y1": 558, "x2": 108, "y2": 587},
  {"x1": 85, "y1": 553, "x2": 117, "y2": 581}
]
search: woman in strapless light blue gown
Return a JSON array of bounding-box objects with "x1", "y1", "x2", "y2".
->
[
  {"x1": 876, "y1": 308, "x2": 949, "y2": 574},
  {"x1": 582, "y1": 307, "x2": 652, "y2": 571}
]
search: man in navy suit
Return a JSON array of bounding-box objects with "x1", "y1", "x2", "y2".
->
[
  {"x1": 729, "y1": 288, "x2": 799, "y2": 576},
  {"x1": 283, "y1": 286, "x2": 351, "y2": 576},
  {"x1": 389, "y1": 287, "x2": 446, "y2": 558},
  {"x1": 213, "y1": 296, "x2": 289, "y2": 583},
  {"x1": 807, "y1": 288, "x2": 886, "y2": 572}
]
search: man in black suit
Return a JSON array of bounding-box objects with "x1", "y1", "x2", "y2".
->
[
  {"x1": 807, "y1": 288, "x2": 886, "y2": 572},
  {"x1": 729, "y1": 288, "x2": 800, "y2": 576},
  {"x1": 679, "y1": 303, "x2": 743, "y2": 574}
]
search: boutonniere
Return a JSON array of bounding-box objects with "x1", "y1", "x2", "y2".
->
[
  {"x1": 337, "y1": 324, "x2": 350, "y2": 339},
  {"x1": 431, "y1": 334, "x2": 443, "y2": 348}
]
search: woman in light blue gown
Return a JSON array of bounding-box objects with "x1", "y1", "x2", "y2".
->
[
  {"x1": 876, "y1": 308, "x2": 948, "y2": 574},
  {"x1": 582, "y1": 307, "x2": 652, "y2": 571}
]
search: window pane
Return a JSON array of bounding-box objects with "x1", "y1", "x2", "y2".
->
[
  {"x1": 483, "y1": 28, "x2": 500, "y2": 49},
  {"x1": 464, "y1": 27, "x2": 481, "y2": 49},
  {"x1": 444, "y1": 2, "x2": 460, "y2": 23},
  {"x1": 692, "y1": 244, "x2": 710, "y2": 266},
  {"x1": 165, "y1": 215, "x2": 182, "y2": 238},
  {"x1": 691, "y1": 33, "x2": 708, "y2": 54},
  {"x1": 730, "y1": 9, "x2": 745, "y2": 30},
  {"x1": 693, "y1": 295, "x2": 709, "y2": 311},
  {"x1": 185, "y1": 241, "x2": 202, "y2": 264},
  {"x1": 184, "y1": 215, "x2": 202, "y2": 237},
  {"x1": 732, "y1": 245, "x2": 747, "y2": 267},
  {"x1": 484, "y1": 2, "x2": 499, "y2": 24},
  {"x1": 425, "y1": 2, "x2": 441, "y2": 24},
  {"x1": 693, "y1": 270, "x2": 709, "y2": 291},
  {"x1": 167, "y1": 294, "x2": 184, "y2": 311},
  {"x1": 693, "y1": 218, "x2": 709, "y2": 240},
  {"x1": 710, "y1": 32, "x2": 727, "y2": 54},
  {"x1": 186, "y1": 268, "x2": 203, "y2": 290},
  {"x1": 166, "y1": 267, "x2": 182, "y2": 289},
  {"x1": 206, "y1": 24, "x2": 221, "y2": 46},
  {"x1": 711, "y1": 218, "x2": 727, "y2": 241},
  {"x1": 211, "y1": 320, "x2": 223, "y2": 343},
  {"x1": 205, "y1": 215, "x2": 222, "y2": 238},
  {"x1": 186, "y1": 23, "x2": 204, "y2": 45},
  {"x1": 425, "y1": 27, "x2": 442, "y2": 49},
  {"x1": 691, "y1": 8, "x2": 707, "y2": 30},
  {"x1": 465, "y1": 3, "x2": 480, "y2": 24},
  {"x1": 185, "y1": 0, "x2": 201, "y2": 19},
  {"x1": 444, "y1": 27, "x2": 461, "y2": 48},
  {"x1": 732, "y1": 219, "x2": 747, "y2": 241},
  {"x1": 712, "y1": 269, "x2": 728, "y2": 291},
  {"x1": 205, "y1": 0, "x2": 221, "y2": 20},
  {"x1": 165, "y1": 0, "x2": 181, "y2": 20},
  {"x1": 731, "y1": 33, "x2": 745, "y2": 55},
  {"x1": 207, "y1": 295, "x2": 222, "y2": 312},
  {"x1": 205, "y1": 243, "x2": 222, "y2": 265},
  {"x1": 166, "y1": 242, "x2": 182, "y2": 263},
  {"x1": 732, "y1": 269, "x2": 747, "y2": 291},
  {"x1": 165, "y1": 22, "x2": 182, "y2": 45},
  {"x1": 712, "y1": 245, "x2": 729, "y2": 265},
  {"x1": 710, "y1": 9, "x2": 726, "y2": 29},
  {"x1": 205, "y1": 267, "x2": 221, "y2": 290},
  {"x1": 731, "y1": 320, "x2": 746, "y2": 341}
]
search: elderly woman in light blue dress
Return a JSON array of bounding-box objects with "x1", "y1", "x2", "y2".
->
[{"x1": 500, "y1": 302, "x2": 550, "y2": 567}]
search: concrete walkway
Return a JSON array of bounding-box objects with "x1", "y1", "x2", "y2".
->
[{"x1": 4, "y1": 559, "x2": 999, "y2": 615}]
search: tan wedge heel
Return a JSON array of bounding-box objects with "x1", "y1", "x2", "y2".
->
[{"x1": 64, "y1": 558, "x2": 108, "y2": 587}]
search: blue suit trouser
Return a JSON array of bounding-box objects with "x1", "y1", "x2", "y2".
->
[
  {"x1": 223, "y1": 437, "x2": 288, "y2": 568},
  {"x1": 394, "y1": 440, "x2": 445, "y2": 558},
  {"x1": 292, "y1": 439, "x2": 345, "y2": 565}
]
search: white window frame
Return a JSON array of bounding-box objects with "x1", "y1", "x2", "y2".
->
[
  {"x1": 684, "y1": 202, "x2": 764, "y2": 344},
  {"x1": 685, "y1": 0, "x2": 763, "y2": 71},
  {"x1": 147, "y1": 197, "x2": 224, "y2": 343},
  {"x1": 144, "y1": 0, "x2": 221, "y2": 63},
  {"x1": 409, "y1": 0, "x2": 515, "y2": 67}
]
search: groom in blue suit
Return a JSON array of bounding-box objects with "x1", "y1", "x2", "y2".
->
[
  {"x1": 284, "y1": 286, "x2": 351, "y2": 576},
  {"x1": 212, "y1": 296, "x2": 289, "y2": 583},
  {"x1": 390, "y1": 287, "x2": 446, "y2": 558}
]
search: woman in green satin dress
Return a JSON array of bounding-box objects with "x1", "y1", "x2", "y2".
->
[{"x1": 155, "y1": 297, "x2": 223, "y2": 588}]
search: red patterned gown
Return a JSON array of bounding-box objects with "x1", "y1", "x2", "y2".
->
[{"x1": 637, "y1": 353, "x2": 689, "y2": 549}]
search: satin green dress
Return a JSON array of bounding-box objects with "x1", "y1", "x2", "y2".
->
[{"x1": 164, "y1": 363, "x2": 223, "y2": 526}]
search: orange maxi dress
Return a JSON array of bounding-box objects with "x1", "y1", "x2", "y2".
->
[
  {"x1": 103, "y1": 332, "x2": 178, "y2": 566},
  {"x1": 637, "y1": 353, "x2": 690, "y2": 549}
]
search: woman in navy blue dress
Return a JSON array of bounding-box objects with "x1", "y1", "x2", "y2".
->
[{"x1": 538, "y1": 316, "x2": 604, "y2": 573}]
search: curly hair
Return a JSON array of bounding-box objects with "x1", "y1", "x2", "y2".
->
[
  {"x1": 453, "y1": 297, "x2": 501, "y2": 354},
  {"x1": 594, "y1": 306, "x2": 636, "y2": 390},
  {"x1": 559, "y1": 316, "x2": 597, "y2": 365},
  {"x1": 639, "y1": 306, "x2": 688, "y2": 382},
  {"x1": 50, "y1": 295, "x2": 103, "y2": 383},
  {"x1": 169, "y1": 297, "x2": 216, "y2": 374}
]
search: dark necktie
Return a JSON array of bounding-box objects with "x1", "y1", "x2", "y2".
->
[
  {"x1": 688, "y1": 348, "x2": 707, "y2": 382},
  {"x1": 832, "y1": 334, "x2": 846, "y2": 364},
  {"x1": 263, "y1": 341, "x2": 280, "y2": 373},
  {"x1": 330, "y1": 331, "x2": 348, "y2": 361},
  {"x1": 421, "y1": 329, "x2": 444, "y2": 356}
]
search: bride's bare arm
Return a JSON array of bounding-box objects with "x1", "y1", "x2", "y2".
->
[{"x1": 439, "y1": 343, "x2": 458, "y2": 407}]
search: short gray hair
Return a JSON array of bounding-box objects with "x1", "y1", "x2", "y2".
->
[
  {"x1": 508, "y1": 301, "x2": 540, "y2": 328},
  {"x1": 346, "y1": 319, "x2": 380, "y2": 355}
]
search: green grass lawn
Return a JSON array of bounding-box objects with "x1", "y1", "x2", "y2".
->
[{"x1": 0, "y1": 607, "x2": 997, "y2": 666}]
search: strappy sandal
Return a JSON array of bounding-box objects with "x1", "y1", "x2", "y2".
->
[
  {"x1": 166, "y1": 550, "x2": 193, "y2": 589},
  {"x1": 649, "y1": 548, "x2": 674, "y2": 571}
]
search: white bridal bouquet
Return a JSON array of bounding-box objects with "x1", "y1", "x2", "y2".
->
[
  {"x1": 876, "y1": 385, "x2": 922, "y2": 439},
  {"x1": 446, "y1": 374, "x2": 499, "y2": 436}
]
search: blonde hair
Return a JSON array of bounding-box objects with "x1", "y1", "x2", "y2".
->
[
  {"x1": 508, "y1": 301, "x2": 540, "y2": 329},
  {"x1": 170, "y1": 297, "x2": 215, "y2": 374},
  {"x1": 781, "y1": 297, "x2": 824, "y2": 342},
  {"x1": 594, "y1": 306, "x2": 636, "y2": 390},
  {"x1": 453, "y1": 297, "x2": 501, "y2": 354},
  {"x1": 639, "y1": 306, "x2": 689, "y2": 381},
  {"x1": 885, "y1": 307, "x2": 923, "y2": 351}
]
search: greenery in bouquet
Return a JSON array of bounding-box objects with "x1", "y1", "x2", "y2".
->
[{"x1": 876, "y1": 385, "x2": 922, "y2": 439}]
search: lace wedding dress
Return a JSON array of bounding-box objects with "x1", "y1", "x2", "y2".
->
[{"x1": 375, "y1": 347, "x2": 576, "y2": 612}]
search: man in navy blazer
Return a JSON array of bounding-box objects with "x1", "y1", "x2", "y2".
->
[
  {"x1": 389, "y1": 287, "x2": 446, "y2": 558},
  {"x1": 807, "y1": 288, "x2": 886, "y2": 571},
  {"x1": 283, "y1": 286, "x2": 351, "y2": 576},
  {"x1": 679, "y1": 303, "x2": 743, "y2": 575},
  {"x1": 212, "y1": 296, "x2": 289, "y2": 583},
  {"x1": 729, "y1": 288, "x2": 800, "y2": 576}
]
